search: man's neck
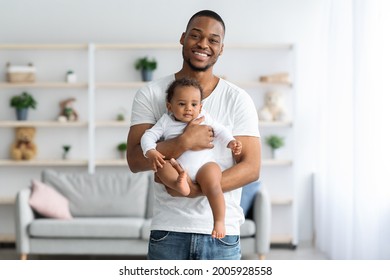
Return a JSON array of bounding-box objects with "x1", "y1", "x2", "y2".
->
[{"x1": 175, "y1": 69, "x2": 219, "y2": 99}]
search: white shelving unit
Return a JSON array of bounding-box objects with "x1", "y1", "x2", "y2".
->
[{"x1": 0, "y1": 43, "x2": 297, "y2": 247}]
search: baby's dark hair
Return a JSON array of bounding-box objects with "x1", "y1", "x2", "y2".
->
[{"x1": 166, "y1": 77, "x2": 203, "y2": 103}]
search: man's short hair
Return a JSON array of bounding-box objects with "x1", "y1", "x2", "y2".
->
[{"x1": 186, "y1": 10, "x2": 225, "y2": 34}]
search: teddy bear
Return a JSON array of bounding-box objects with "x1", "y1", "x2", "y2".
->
[
  {"x1": 258, "y1": 91, "x2": 288, "y2": 122},
  {"x1": 10, "y1": 127, "x2": 37, "y2": 160},
  {"x1": 58, "y1": 97, "x2": 78, "y2": 122}
]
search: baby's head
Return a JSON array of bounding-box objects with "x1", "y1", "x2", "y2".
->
[{"x1": 166, "y1": 77, "x2": 203, "y2": 123}]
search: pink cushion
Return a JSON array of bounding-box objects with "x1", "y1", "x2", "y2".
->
[{"x1": 29, "y1": 180, "x2": 72, "y2": 219}]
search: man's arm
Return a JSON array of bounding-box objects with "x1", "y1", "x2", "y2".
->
[
  {"x1": 167, "y1": 135, "x2": 261, "y2": 197},
  {"x1": 127, "y1": 117, "x2": 214, "y2": 173},
  {"x1": 127, "y1": 124, "x2": 154, "y2": 172},
  {"x1": 221, "y1": 135, "x2": 261, "y2": 192}
]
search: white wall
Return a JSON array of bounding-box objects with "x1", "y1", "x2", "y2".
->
[{"x1": 0, "y1": 0, "x2": 326, "y2": 243}]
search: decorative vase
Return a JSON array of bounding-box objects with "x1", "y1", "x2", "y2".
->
[
  {"x1": 271, "y1": 148, "x2": 281, "y2": 159},
  {"x1": 16, "y1": 108, "x2": 28, "y2": 120},
  {"x1": 141, "y1": 69, "x2": 153, "y2": 82},
  {"x1": 119, "y1": 151, "x2": 126, "y2": 159},
  {"x1": 66, "y1": 72, "x2": 77, "y2": 83}
]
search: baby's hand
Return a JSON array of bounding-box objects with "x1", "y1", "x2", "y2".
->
[
  {"x1": 145, "y1": 149, "x2": 166, "y2": 172},
  {"x1": 228, "y1": 140, "x2": 242, "y2": 155}
]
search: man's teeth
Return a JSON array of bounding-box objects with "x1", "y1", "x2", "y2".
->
[{"x1": 194, "y1": 52, "x2": 207, "y2": 57}]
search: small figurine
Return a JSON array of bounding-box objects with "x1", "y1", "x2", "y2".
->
[{"x1": 58, "y1": 98, "x2": 78, "y2": 122}]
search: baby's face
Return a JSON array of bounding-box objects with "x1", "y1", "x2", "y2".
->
[{"x1": 167, "y1": 86, "x2": 202, "y2": 123}]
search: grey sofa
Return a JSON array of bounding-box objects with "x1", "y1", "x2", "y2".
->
[{"x1": 15, "y1": 169, "x2": 271, "y2": 260}]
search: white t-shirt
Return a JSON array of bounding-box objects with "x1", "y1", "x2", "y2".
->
[
  {"x1": 131, "y1": 74, "x2": 260, "y2": 235},
  {"x1": 140, "y1": 111, "x2": 235, "y2": 181}
]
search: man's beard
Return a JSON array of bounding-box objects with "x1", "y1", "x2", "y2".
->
[
  {"x1": 186, "y1": 58, "x2": 212, "y2": 72},
  {"x1": 183, "y1": 50, "x2": 217, "y2": 72}
]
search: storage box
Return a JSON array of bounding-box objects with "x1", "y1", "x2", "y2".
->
[{"x1": 6, "y1": 63, "x2": 36, "y2": 83}]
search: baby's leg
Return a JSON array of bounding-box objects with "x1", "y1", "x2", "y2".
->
[
  {"x1": 156, "y1": 160, "x2": 190, "y2": 196},
  {"x1": 196, "y1": 162, "x2": 225, "y2": 238}
]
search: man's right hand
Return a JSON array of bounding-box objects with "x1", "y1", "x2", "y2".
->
[{"x1": 182, "y1": 116, "x2": 214, "y2": 151}]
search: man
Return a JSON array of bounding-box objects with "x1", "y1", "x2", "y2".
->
[{"x1": 127, "y1": 10, "x2": 261, "y2": 260}]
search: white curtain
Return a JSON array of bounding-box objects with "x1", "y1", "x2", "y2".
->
[{"x1": 314, "y1": 0, "x2": 390, "y2": 259}]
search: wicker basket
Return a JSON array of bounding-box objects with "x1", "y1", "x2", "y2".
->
[
  {"x1": 6, "y1": 72, "x2": 35, "y2": 83},
  {"x1": 6, "y1": 63, "x2": 36, "y2": 83}
]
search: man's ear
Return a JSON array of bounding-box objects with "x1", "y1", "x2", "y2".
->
[
  {"x1": 219, "y1": 43, "x2": 224, "y2": 56},
  {"x1": 180, "y1": 32, "x2": 186, "y2": 45}
]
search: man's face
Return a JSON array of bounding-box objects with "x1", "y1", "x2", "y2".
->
[{"x1": 180, "y1": 16, "x2": 225, "y2": 72}]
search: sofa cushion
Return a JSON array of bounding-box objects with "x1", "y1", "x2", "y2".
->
[
  {"x1": 141, "y1": 219, "x2": 152, "y2": 240},
  {"x1": 240, "y1": 180, "x2": 261, "y2": 218},
  {"x1": 240, "y1": 219, "x2": 256, "y2": 237},
  {"x1": 29, "y1": 217, "x2": 144, "y2": 238},
  {"x1": 29, "y1": 179, "x2": 73, "y2": 220},
  {"x1": 42, "y1": 169, "x2": 149, "y2": 218}
]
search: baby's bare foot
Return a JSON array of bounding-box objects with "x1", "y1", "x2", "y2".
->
[
  {"x1": 211, "y1": 220, "x2": 226, "y2": 239},
  {"x1": 170, "y1": 159, "x2": 190, "y2": 196}
]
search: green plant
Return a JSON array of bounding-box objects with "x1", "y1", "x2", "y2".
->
[
  {"x1": 10, "y1": 92, "x2": 37, "y2": 110},
  {"x1": 116, "y1": 113, "x2": 125, "y2": 121},
  {"x1": 135, "y1": 56, "x2": 157, "y2": 71},
  {"x1": 117, "y1": 142, "x2": 127, "y2": 152},
  {"x1": 266, "y1": 135, "x2": 284, "y2": 150},
  {"x1": 67, "y1": 70, "x2": 74, "y2": 74}
]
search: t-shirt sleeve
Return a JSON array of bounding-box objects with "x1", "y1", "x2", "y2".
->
[
  {"x1": 130, "y1": 87, "x2": 157, "y2": 126},
  {"x1": 232, "y1": 90, "x2": 260, "y2": 138}
]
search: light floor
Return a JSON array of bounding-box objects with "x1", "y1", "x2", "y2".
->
[{"x1": 0, "y1": 243, "x2": 328, "y2": 260}]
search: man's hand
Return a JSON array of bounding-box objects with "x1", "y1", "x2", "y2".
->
[
  {"x1": 182, "y1": 116, "x2": 214, "y2": 151},
  {"x1": 145, "y1": 149, "x2": 165, "y2": 172}
]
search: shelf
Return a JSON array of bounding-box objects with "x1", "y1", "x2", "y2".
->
[
  {"x1": 0, "y1": 44, "x2": 88, "y2": 50},
  {"x1": 95, "y1": 159, "x2": 127, "y2": 166},
  {"x1": 0, "y1": 121, "x2": 88, "y2": 128},
  {"x1": 262, "y1": 159, "x2": 292, "y2": 166},
  {"x1": 0, "y1": 82, "x2": 88, "y2": 89},
  {"x1": 235, "y1": 81, "x2": 292, "y2": 88},
  {"x1": 95, "y1": 82, "x2": 145, "y2": 89},
  {"x1": 259, "y1": 121, "x2": 293, "y2": 128},
  {"x1": 0, "y1": 197, "x2": 15, "y2": 205},
  {"x1": 0, "y1": 159, "x2": 88, "y2": 167},
  {"x1": 95, "y1": 43, "x2": 180, "y2": 50},
  {"x1": 95, "y1": 121, "x2": 129, "y2": 127},
  {"x1": 227, "y1": 43, "x2": 293, "y2": 50},
  {"x1": 271, "y1": 197, "x2": 293, "y2": 206}
]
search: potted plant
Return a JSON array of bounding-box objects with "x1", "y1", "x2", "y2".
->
[
  {"x1": 135, "y1": 56, "x2": 157, "y2": 81},
  {"x1": 66, "y1": 70, "x2": 77, "y2": 83},
  {"x1": 62, "y1": 145, "x2": 71, "y2": 160},
  {"x1": 10, "y1": 91, "x2": 37, "y2": 120},
  {"x1": 265, "y1": 135, "x2": 284, "y2": 159},
  {"x1": 117, "y1": 142, "x2": 127, "y2": 159}
]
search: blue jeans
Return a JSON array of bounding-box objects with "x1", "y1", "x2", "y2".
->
[{"x1": 148, "y1": 230, "x2": 241, "y2": 260}]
